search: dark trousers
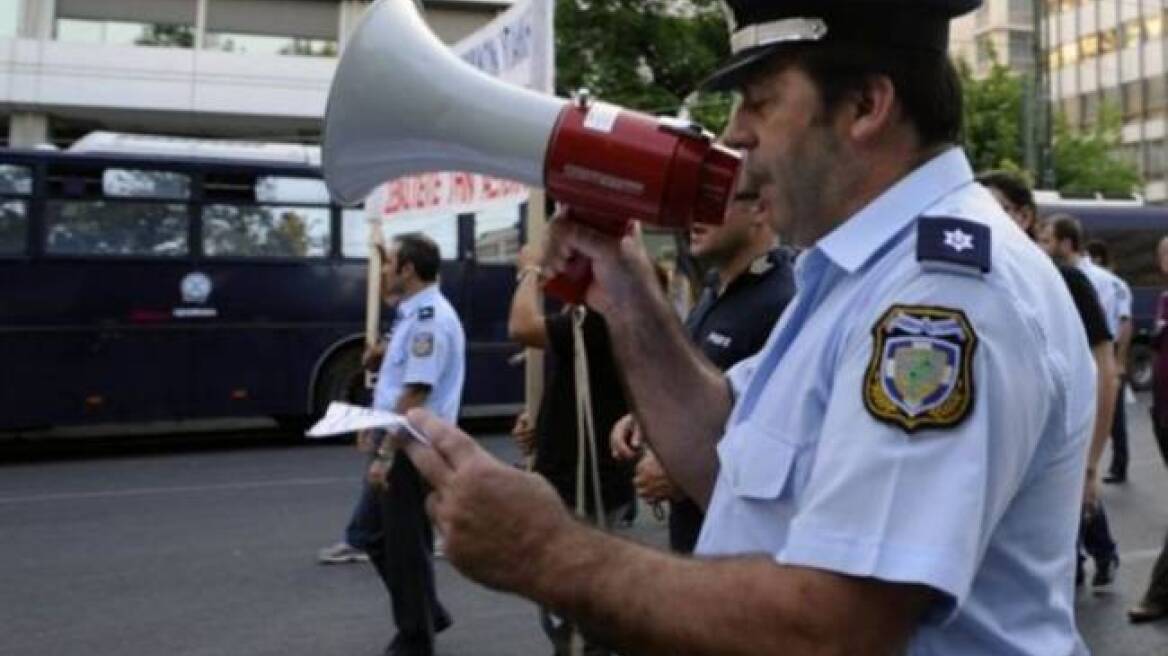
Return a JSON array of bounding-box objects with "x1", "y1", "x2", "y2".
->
[
  {"x1": 1079, "y1": 502, "x2": 1118, "y2": 565},
  {"x1": 1108, "y1": 382, "x2": 1130, "y2": 478},
  {"x1": 364, "y1": 452, "x2": 449, "y2": 651},
  {"x1": 1141, "y1": 528, "x2": 1168, "y2": 608},
  {"x1": 668, "y1": 498, "x2": 704, "y2": 554},
  {"x1": 345, "y1": 480, "x2": 379, "y2": 550}
]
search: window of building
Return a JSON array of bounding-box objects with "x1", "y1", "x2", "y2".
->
[
  {"x1": 1008, "y1": 0, "x2": 1033, "y2": 24},
  {"x1": 202, "y1": 32, "x2": 336, "y2": 56},
  {"x1": 56, "y1": 19, "x2": 195, "y2": 47},
  {"x1": 474, "y1": 205, "x2": 522, "y2": 264},
  {"x1": 1062, "y1": 97, "x2": 1081, "y2": 126},
  {"x1": 0, "y1": 164, "x2": 31, "y2": 255},
  {"x1": 1098, "y1": 27, "x2": 1117, "y2": 55},
  {"x1": 0, "y1": 0, "x2": 20, "y2": 38},
  {"x1": 976, "y1": 34, "x2": 995, "y2": 69},
  {"x1": 1147, "y1": 12, "x2": 1163, "y2": 39},
  {"x1": 1149, "y1": 76, "x2": 1167, "y2": 113},
  {"x1": 1008, "y1": 31, "x2": 1034, "y2": 69},
  {"x1": 1049, "y1": 49, "x2": 1062, "y2": 69},
  {"x1": 1123, "y1": 80, "x2": 1145, "y2": 120},
  {"x1": 1148, "y1": 140, "x2": 1167, "y2": 178},
  {"x1": 1079, "y1": 33, "x2": 1099, "y2": 59},
  {"x1": 204, "y1": 0, "x2": 338, "y2": 57},
  {"x1": 1082, "y1": 93, "x2": 1100, "y2": 124},
  {"x1": 202, "y1": 204, "x2": 330, "y2": 258},
  {"x1": 45, "y1": 201, "x2": 189, "y2": 256},
  {"x1": 1060, "y1": 41, "x2": 1079, "y2": 66},
  {"x1": 1122, "y1": 19, "x2": 1143, "y2": 49}
]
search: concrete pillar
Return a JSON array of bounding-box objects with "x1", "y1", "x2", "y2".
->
[
  {"x1": 9, "y1": 113, "x2": 50, "y2": 148},
  {"x1": 18, "y1": 0, "x2": 55, "y2": 39}
]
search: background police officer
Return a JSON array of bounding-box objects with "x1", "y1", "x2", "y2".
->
[
  {"x1": 611, "y1": 178, "x2": 794, "y2": 553},
  {"x1": 396, "y1": 1, "x2": 1095, "y2": 653},
  {"x1": 365, "y1": 233, "x2": 464, "y2": 656}
]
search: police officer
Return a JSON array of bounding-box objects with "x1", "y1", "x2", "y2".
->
[
  {"x1": 365, "y1": 233, "x2": 464, "y2": 656},
  {"x1": 398, "y1": 2, "x2": 1093, "y2": 653},
  {"x1": 611, "y1": 178, "x2": 795, "y2": 553}
]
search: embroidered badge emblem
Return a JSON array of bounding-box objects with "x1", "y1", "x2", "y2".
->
[
  {"x1": 863, "y1": 305, "x2": 977, "y2": 432},
  {"x1": 411, "y1": 332, "x2": 434, "y2": 357}
]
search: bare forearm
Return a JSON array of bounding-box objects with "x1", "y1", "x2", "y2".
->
[
  {"x1": 509, "y1": 275, "x2": 547, "y2": 348},
  {"x1": 395, "y1": 386, "x2": 430, "y2": 414},
  {"x1": 1115, "y1": 320, "x2": 1132, "y2": 373},
  {"x1": 529, "y1": 523, "x2": 919, "y2": 656},
  {"x1": 603, "y1": 283, "x2": 731, "y2": 507},
  {"x1": 1088, "y1": 345, "x2": 1117, "y2": 471}
]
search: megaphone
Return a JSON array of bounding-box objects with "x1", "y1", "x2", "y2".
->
[{"x1": 323, "y1": 0, "x2": 740, "y2": 303}]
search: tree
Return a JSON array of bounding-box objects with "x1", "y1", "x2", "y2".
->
[
  {"x1": 555, "y1": 0, "x2": 731, "y2": 132},
  {"x1": 957, "y1": 56, "x2": 1026, "y2": 174},
  {"x1": 1051, "y1": 104, "x2": 1142, "y2": 197}
]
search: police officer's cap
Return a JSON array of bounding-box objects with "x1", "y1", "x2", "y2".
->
[{"x1": 703, "y1": 0, "x2": 983, "y2": 92}]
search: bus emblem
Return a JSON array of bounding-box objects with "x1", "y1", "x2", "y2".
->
[{"x1": 181, "y1": 272, "x2": 213, "y2": 304}]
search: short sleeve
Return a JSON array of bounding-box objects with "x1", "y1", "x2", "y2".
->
[
  {"x1": 778, "y1": 276, "x2": 1054, "y2": 616},
  {"x1": 1061, "y1": 267, "x2": 1112, "y2": 346},
  {"x1": 725, "y1": 351, "x2": 762, "y2": 400},
  {"x1": 401, "y1": 321, "x2": 450, "y2": 387},
  {"x1": 1116, "y1": 280, "x2": 1132, "y2": 319}
]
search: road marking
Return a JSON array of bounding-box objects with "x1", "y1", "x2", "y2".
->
[{"x1": 0, "y1": 476, "x2": 352, "y2": 505}]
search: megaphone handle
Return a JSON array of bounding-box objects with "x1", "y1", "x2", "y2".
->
[{"x1": 542, "y1": 255, "x2": 593, "y2": 305}]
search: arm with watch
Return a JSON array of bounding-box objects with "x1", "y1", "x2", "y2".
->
[
  {"x1": 367, "y1": 384, "x2": 432, "y2": 487},
  {"x1": 508, "y1": 243, "x2": 550, "y2": 349}
]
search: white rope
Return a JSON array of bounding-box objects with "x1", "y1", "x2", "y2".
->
[{"x1": 569, "y1": 305, "x2": 606, "y2": 656}]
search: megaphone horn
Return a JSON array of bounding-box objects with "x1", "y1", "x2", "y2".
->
[{"x1": 324, "y1": 0, "x2": 740, "y2": 303}]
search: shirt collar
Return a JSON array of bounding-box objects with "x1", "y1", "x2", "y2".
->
[
  {"x1": 398, "y1": 284, "x2": 439, "y2": 317},
  {"x1": 815, "y1": 147, "x2": 975, "y2": 274}
]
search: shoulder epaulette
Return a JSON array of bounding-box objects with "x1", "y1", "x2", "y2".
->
[
  {"x1": 916, "y1": 216, "x2": 991, "y2": 276},
  {"x1": 418, "y1": 306, "x2": 435, "y2": 320}
]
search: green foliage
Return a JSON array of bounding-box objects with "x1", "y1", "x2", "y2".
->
[
  {"x1": 957, "y1": 55, "x2": 1025, "y2": 173},
  {"x1": 1052, "y1": 105, "x2": 1142, "y2": 197},
  {"x1": 555, "y1": 0, "x2": 731, "y2": 132}
]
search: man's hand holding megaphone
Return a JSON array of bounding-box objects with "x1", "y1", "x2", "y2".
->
[{"x1": 541, "y1": 210, "x2": 662, "y2": 316}]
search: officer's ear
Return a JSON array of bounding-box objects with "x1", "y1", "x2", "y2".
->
[{"x1": 846, "y1": 74, "x2": 897, "y2": 145}]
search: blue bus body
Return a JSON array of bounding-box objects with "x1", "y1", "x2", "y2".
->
[
  {"x1": 1039, "y1": 202, "x2": 1168, "y2": 389},
  {"x1": 0, "y1": 149, "x2": 523, "y2": 432}
]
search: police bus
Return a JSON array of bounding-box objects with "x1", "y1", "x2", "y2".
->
[
  {"x1": 0, "y1": 132, "x2": 523, "y2": 433},
  {"x1": 1037, "y1": 192, "x2": 1168, "y2": 391}
]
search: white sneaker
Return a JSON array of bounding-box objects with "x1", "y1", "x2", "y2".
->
[{"x1": 316, "y1": 541, "x2": 369, "y2": 564}]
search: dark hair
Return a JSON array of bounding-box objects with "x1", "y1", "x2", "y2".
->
[
  {"x1": 1085, "y1": 240, "x2": 1110, "y2": 266},
  {"x1": 976, "y1": 170, "x2": 1035, "y2": 211},
  {"x1": 772, "y1": 41, "x2": 962, "y2": 146},
  {"x1": 1046, "y1": 213, "x2": 1084, "y2": 253},
  {"x1": 393, "y1": 233, "x2": 440, "y2": 281}
]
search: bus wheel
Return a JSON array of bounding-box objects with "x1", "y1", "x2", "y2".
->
[
  {"x1": 1128, "y1": 342, "x2": 1154, "y2": 392},
  {"x1": 313, "y1": 346, "x2": 372, "y2": 417}
]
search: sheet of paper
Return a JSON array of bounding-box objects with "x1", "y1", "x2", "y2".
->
[{"x1": 306, "y1": 402, "x2": 429, "y2": 444}]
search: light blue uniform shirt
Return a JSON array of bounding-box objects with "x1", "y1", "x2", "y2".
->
[
  {"x1": 1078, "y1": 258, "x2": 1131, "y2": 336},
  {"x1": 698, "y1": 148, "x2": 1094, "y2": 655},
  {"x1": 373, "y1": 284, "x2": 466, "y2": 423}
]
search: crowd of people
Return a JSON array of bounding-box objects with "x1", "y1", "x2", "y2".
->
[{"x1": 313, "y1": 1, "x2": 1168, "y2": 654}]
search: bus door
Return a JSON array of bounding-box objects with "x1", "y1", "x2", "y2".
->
[{"x1": 190, "y1": 171, "x2": 342, "y2": 420}]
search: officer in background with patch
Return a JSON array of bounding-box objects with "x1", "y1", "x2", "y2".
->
[
  {"x1": 611, "y1": 177, "x2": 795, "y2": 554},
  {"x1": 365, "y1": 233, "x2": 465, "y2": 656},
  {"x1": 397, "y1": 1, "x2": 1095, "y2": 653}
]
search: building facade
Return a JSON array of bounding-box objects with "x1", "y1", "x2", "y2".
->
[
  {"x1": 953, "y1": 0, "x2": 1167, "y2": 203},
  {"x1": 0, "y1": 0, "x2": 511, "y2": 147}
]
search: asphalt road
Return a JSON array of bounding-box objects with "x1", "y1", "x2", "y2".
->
[{"x1": 3, "y1": 402, "x2": 1168, "y2": 656}]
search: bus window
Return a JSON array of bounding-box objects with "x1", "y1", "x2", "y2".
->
[
  {"x1": 474, "y1": 205, "x2": 521, "y2": 264},
  {"x1": 255, "y1": 176, "x2": 329, "y2": 204},
  {"x1": 0, "y1": 163, "x2": 31, "y2": 254},
  {"x1": 102, "y1": 168, "x2": 190, "y2": 200},
  {"x1": 202, "y1": 204, "x2": 330, "y2": 258},
  {"x1": 45, "y1": 200, "x2": 189, "y2": 256},
  {"x1": 342, "y1": 207, "x2": 459, "y2": 260},
  {"x1": 1089, "y1": 228, "x2": 1164, "y2": 288}
]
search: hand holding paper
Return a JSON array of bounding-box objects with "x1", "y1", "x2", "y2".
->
[{"x1": 306, "y1": 402, "x2": 429, "y2": 444}]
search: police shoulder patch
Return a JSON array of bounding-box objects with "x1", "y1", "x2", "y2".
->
[
  {"x1": 862, "y1": 304, "x2": 978, "y2": 433},
  {"x1": 418, "y1": 306, "x2": 435, "y2": 320},
  {"x1": 411, "y1": 332, "x2": 435, "y2": 357},
  {"x1": 916, "y1": 216, "x2": 991, "y2": 276}
]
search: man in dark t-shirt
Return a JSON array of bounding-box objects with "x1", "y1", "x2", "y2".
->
[{"x1": 612, "y1": 183, "x2": 795, "y2": 553}]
